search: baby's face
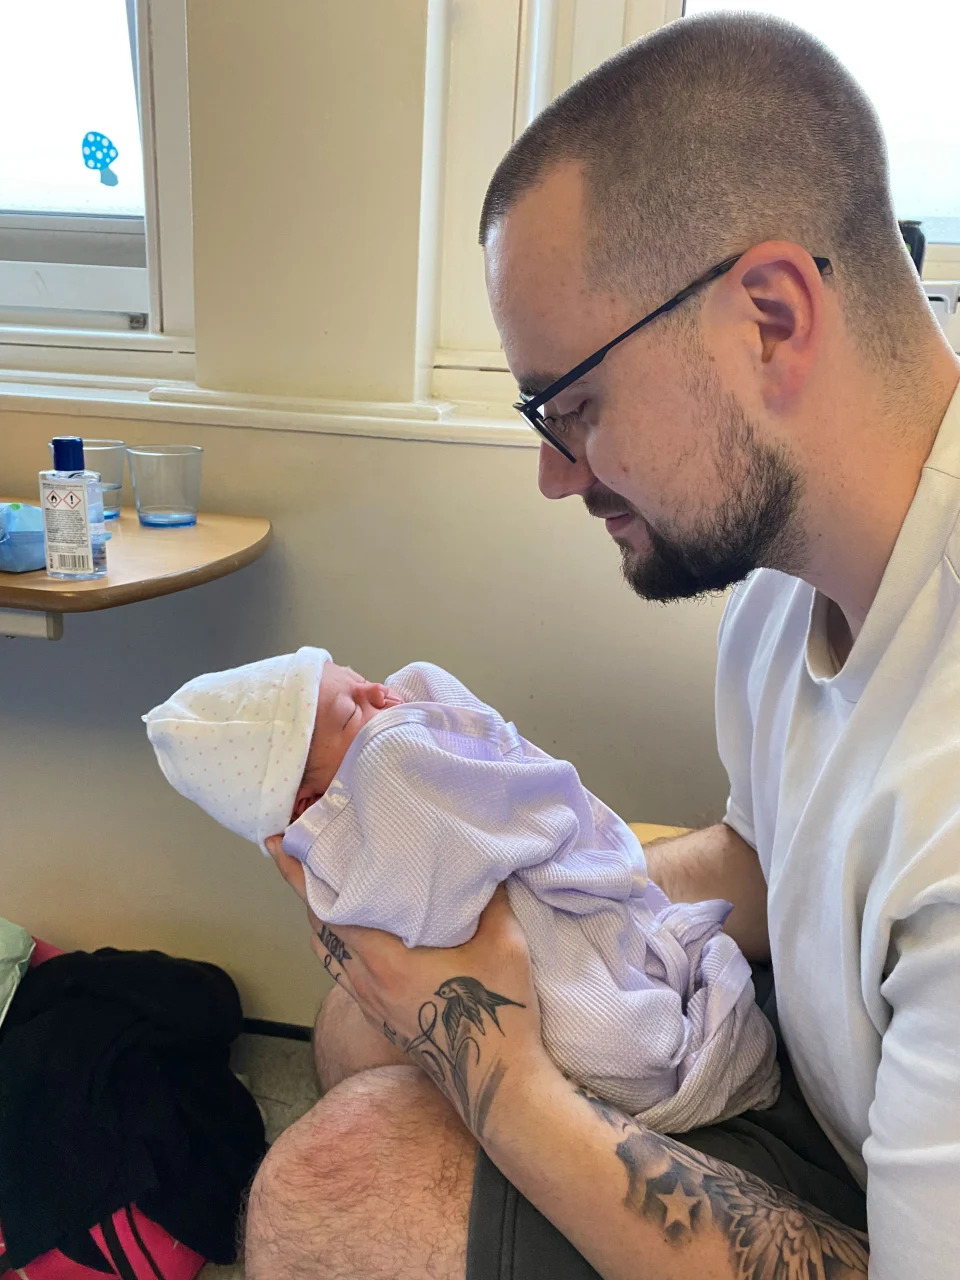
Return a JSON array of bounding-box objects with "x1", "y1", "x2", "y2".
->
[{"x1": 290, "y1": 663, "x2": 403, "y2": 822}]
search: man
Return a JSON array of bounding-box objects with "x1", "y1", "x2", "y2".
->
[{"x1": 245, "y1": 13, "x2": 960, "y2": 1279}]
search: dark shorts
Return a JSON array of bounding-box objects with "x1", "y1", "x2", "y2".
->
[{"x1": 466, "y1": 965, "x2": 866, "y2": 1279}]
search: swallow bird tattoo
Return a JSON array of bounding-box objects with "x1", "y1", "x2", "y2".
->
[{"x1": 434, "y1": 975, "x2": 525, "y2": 1046}]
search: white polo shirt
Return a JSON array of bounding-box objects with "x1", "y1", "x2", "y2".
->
[{"x1": 716, "y1": 380, "x2": 960, "y2": 1278}]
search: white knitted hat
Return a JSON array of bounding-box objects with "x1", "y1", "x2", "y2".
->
[{"x1": 144, "y1": 647, "x2": 331, "y2": 853}]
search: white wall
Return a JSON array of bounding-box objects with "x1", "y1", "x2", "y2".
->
[{"x1": 1, "y1": 409, "x2": 728, "y2": 1023}]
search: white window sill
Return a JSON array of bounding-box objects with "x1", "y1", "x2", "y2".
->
[{"x1": 0, "y1": 371, "x2": 535, "y2": 451}]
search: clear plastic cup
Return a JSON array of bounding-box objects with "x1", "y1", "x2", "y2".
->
[
  {"x1": 49, "y1": 438, "x2": 126, "y2": 520},
  {"x1": 127, "y1": 445, "x2": 203, "y2": 528}
]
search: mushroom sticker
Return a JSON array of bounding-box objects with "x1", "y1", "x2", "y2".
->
[{"x1": 82, "y1": 131, "x2": 119, "y2": 186}]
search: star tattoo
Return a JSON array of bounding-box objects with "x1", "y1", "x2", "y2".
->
[
  {"x1": 656, "y1": 1179, "x2": 701, "y2": 1233},
  {"x1": 575, "y1": 1078, "x2": 868, "y2": 1276}
]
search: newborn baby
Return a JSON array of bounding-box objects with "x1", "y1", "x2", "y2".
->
[{"x1": 145, "y1": 648, "x2": 779, "y2": 1131}]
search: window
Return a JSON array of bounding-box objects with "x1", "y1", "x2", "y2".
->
[
  {"x1": 0, "y1": 0, "x2": 193, "y2": 378},
  {"x1": 430, "y1": 0, "x2": 958, "y2": 404}
]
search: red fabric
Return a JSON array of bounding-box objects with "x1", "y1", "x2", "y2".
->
[
  {"x1": 0, "y1": 1210, "x2": 206, "y2": 1280},
  {"x1": 0, "y1": 939, "x2": 207, "y2": 1280},
  {"x1": 28, "y1": 938, "x2": 64, "y2": 968}
]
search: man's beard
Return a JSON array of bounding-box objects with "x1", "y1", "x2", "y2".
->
[{"x1": 587, "y1": 393, "x2": 806, "y2": 604}]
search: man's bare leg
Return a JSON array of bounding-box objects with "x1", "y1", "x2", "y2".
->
[
  {"x1": 313, "y1": 983, "x2": 408, "y2": 1092},
  {"x1": 244, "y1": 1065, "x2": 476, "y2": 1280}
]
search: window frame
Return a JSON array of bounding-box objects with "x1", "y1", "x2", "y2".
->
[
  {"x1": 0, "y1": 213, "x2": 146, "y2": 268},
  {"x1": 430, "y1": 0, "x2": 687, "y2": 404},
  {"x1": 0, "y1": 0, "x2": 194, "y2": 381},
  {"x1": 924, "y1": 244, "x2": 960, "y2": 280}
]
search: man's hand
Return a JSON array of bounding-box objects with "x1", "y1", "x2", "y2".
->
[
  {"x1": 266, "y1": 836, "x2": 545, "y2": 1137},
  {"x1": 645, "y1": 822, "x2": 771, "y2": 962}
]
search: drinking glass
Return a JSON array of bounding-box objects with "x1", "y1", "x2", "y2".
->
[{"x1": 127, "y1": 445, "x2": 203, "y2": 528}]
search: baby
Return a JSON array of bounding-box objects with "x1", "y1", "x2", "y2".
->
[{"x1": 145, "y1": 648, "x2": 778, "y2": 1131}]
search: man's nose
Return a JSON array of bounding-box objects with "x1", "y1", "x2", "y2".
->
[{"x1": 537, "y1": 441, "x2": 595, "y2": 500}]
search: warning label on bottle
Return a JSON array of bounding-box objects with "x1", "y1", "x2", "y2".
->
[{"x1": 40, "y1": 479, "x2": 93, "y2": 574}]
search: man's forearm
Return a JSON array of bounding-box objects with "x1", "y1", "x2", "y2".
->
[
  {"x1": 645, "y1": 822, "x2": 770, "y2": 961},
  {"x1": 483, "y1": 1054, "x2": 869, "y2": 1280}
]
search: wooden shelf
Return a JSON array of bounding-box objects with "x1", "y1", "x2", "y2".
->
[
  {"x1": 629, "y1": 823, "x2": 690, "y2": 845},
  {"x1": 0, "y1": 502, "x2": 272, "y2": 614}
]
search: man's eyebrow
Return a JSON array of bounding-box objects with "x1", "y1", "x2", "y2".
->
[
  {"x1": 516, "y1": 373, "x2": 561, "y2": 400},
  {"x1": 518, "y1": 372, "x2": 592, "y2": 402}
]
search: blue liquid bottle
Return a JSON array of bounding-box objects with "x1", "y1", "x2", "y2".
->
[{"x1": 39, "y1": 436, "x2": 107, "y2": 580}]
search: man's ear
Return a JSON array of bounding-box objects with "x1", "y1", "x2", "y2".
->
[
  {"x1": 736, "y1": 243, "x2": 823, "y2": 403},
  {"x1": 292, "y1": 790, "x2": 322, "y2": 822}
]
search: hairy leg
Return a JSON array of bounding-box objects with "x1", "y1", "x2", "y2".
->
[
  {"x1": 244, "y1": 1065, "x2": 476, "y2": 1280},
  {"x1": 314, "y1": 983, "x2": 409, "y2": 1092}
]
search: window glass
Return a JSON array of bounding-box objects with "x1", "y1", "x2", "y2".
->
[{"x1": 0, "y1": 0, "x2": 145, "y2": 217}]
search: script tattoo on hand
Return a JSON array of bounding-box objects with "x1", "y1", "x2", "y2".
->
[
  {"x1": 574, "y1": 1087, "x2": 869, "y2": 1280},
  {"x1": 386, "y1": 975, "x2": 524, "y2": 1139},
  {"x1": 315, "y1": 923, "x2": 351, "y2": 984}
]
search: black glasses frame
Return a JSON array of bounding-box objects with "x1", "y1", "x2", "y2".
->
[{"x1": 513, "y1": 251, "x2": 833, "y2": 463}]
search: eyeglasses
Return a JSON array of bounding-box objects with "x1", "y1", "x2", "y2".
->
[{"x1": 513, "y1": 251, "x2": 833, "y2": 463}]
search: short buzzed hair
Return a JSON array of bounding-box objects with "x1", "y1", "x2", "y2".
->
[{"x1": 480, "y1": 13, "x2": 927, "y2": 362}]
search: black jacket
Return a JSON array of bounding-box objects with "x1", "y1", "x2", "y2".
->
[{"x1": 0, "y1": 948, "x2": 266, "y2": 1268}]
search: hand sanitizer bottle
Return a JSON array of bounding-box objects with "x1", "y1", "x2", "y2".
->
[{"x1": 39, "y1": 436, "x2": 108, "y2": 580}]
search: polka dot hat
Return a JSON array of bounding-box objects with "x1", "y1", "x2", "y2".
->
[{"x1": 144, "y1": 647, "x2": 331, "y2": 853}]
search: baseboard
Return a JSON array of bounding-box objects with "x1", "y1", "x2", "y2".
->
[{"x1": 242, "y1": 1017, "x2": 312, "y2": 1042}]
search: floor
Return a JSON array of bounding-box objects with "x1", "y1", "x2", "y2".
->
[{"x1": 199, "y1": 1030, "x2": 319, "y2": 1279}]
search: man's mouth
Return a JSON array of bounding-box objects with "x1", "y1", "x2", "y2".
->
[{"x1": 604, "y1": 513, "x2": 634, "y2": 536}]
